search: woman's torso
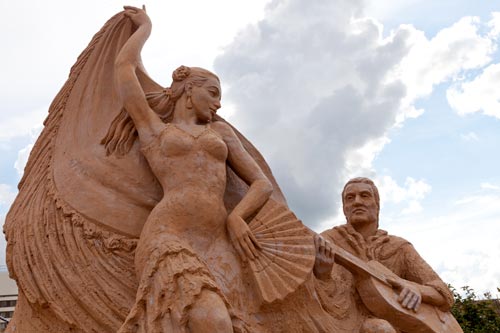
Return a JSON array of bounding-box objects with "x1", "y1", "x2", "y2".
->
[{"x1": 139, "y1": 122, "x2": 229, "y2": 249}]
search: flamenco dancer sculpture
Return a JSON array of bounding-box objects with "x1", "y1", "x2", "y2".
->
[
  {"x1": 4, "y1": 6, "x2": 319, "y2": 332},
  {"x1": 4, "y1": 6, "x2": 462, "y2": 333}
]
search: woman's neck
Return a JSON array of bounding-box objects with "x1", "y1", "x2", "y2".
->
[{"x1": 171, "y1": 98, "x2": 196, "y2": 124}]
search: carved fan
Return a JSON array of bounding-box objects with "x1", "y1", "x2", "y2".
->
[{"x1": 248, "y1": 200, "x2": 315, "y2": 303}]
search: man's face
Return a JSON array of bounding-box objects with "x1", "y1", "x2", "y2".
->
[{"x1": 343, "y1": 183, "x2": 379, "y2": 227}]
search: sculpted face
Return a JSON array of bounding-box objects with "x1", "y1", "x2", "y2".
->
[
  {"x1": 190, "y1": 77, "x2": 222, "y2": 123},
  {"x1": 343, "y1": 183, "x2": 379, "y2": 227}
]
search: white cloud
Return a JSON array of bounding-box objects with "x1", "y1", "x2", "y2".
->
[
  {"x1": 376, "y1": 175, "x2": 431, "y2": 214},
  {"x1": 0, "y1": 108, "x2": 46, "y2": 142},
  {"x1": 14, "y1": 144, "x2": 34, "y2": 177},
  {"x1": 433, "y1": 193, "x2": 500, "y2": 293},
  {"x1": 12, "y1": 124, "x2": 42, "y2": 177},
  {"x1": 0, "y1": 184, "x2": 16, "y2": 207},
  {"x1": 365, "y1": 0, "x2": 421, "y2": 22},
  {"x1": 392, "y1": 16, "x2": 496, "y2": 123},
  {"x1": 215, "y1": 0, "x2": 499, "y2": 227},
  {"x1": 480, "y1": 182, "x2": 500, "y2": 191},
  {"x1": 401, "y1": 200, "x2": 423, "y2": 215},
  {"x1": 0, "y1": 0, "x2": 269, "y2": 111},
  {"x1": 487, "y1": 12, "x2": 500, "y2": 39},
  {"x1": 345, "y1": 136, "x2": 391, "y2": 175},
  {"x1": 444, "y1": 14, "x2": 500, "y2": 119},
  {"x1": 385, "y1": 188, "x2": 500, "y2": 294},
  {"x1": 460, "y1": 131, "x2": 479, "y2": 142},
  {"x1": 447, "y1": 63, "x2": 500, "y2": 118},
  {"x1": 216, "y1": 0, "x2": 412, "y2": 225}
]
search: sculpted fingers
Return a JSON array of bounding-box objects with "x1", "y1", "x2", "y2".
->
[
  {"x1": 249, "y1": 231, "x2": 262, "y2": 250},
  {"x1": 408, "y1": 293, "x2": 421, "y2": 311},
  {"x1": 123, "y1": 6, "x2": 138, "y2": 16},
  {"x1": 122, "y1": 5, "x2": 150, "y2": 26},
  {"x1": 314, "y1": 234, "x2": 320, "y2": 250},
  {"x1": 243, "y1": 234, "x2": 259, "y2": 260},
  {"x1": 317, "y1": 235, "x2": 327, "y2": 256},
  {"x1": 401, "y1": 289, "x2": 419, "y2": 310},
  {"x1": 325, "y1": 242, "x2": 335, "y2": 260},
  {"x1": 390, "y1": 279, "x2": 422, "y2": 311},
  {"x1": 414, "y1": 295, "x2": 422, "y2": 312},
  {"x1": 240, "y1": 235, "x2": 255, "y2": 260},
  {"x1": 227, "y1": 214, "x2": 256, "y2": 262},
  {"x1": 232, "y1": 237, "x2": 247, "y2": 262},
  {"x1": 123, "y1": 5, "x2": 140, "y2": 12},
  {"x1": 398, "y1": 287, "x2": 410, "y2": 303},
  {"x1": 315, "y1": 235, "x2": 325, "y2": 258}
]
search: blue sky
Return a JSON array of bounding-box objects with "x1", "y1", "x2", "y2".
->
[{"x1": 1, "y1": 0, "x2": 499, "y2": 295}]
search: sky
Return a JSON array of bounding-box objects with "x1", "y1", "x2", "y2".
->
[{"x1": 1, "y1": 0, "x2": 499, "y2": 296}]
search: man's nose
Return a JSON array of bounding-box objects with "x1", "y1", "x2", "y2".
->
[
  {"x1": 353, "y1": 195, "x2": 363, "y2": 205},
  {"x1": 214, "y1": 100, "x2": 221, "y2": 109}
]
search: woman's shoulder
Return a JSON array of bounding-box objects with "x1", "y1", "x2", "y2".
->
[{"x1": 210, "y1": 120, "x2": 236, "y2": 138}]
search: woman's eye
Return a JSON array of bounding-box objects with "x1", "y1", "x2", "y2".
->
[{"x1": 209, "y1": 90, "x2": 218, "y2": 97}]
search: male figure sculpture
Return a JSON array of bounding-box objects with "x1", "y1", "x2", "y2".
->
[{"x1": 314, "y1": 177, "x2": 460, "y2": 333}]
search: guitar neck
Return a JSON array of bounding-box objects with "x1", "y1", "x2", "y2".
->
[
  {"x1": 327, "y1": 241, "x2": 391, "y2": 285},
  {"x1": 304, "y1": 226, "x2": 392, "y2": 285}
]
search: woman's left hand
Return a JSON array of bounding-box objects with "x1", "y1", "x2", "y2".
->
[{"x1": 227, "y1": 213, "x2": 261, "y2": 262}]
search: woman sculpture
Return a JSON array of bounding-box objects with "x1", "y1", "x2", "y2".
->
[
  {"x1": 4, "y1": 6, "x2": 325, "y2": 333},
  {"x1": 114, "y1": 6, "x2": 272, "y2": 332}
]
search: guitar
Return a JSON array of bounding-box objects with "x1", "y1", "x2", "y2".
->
[{"x1": 326, "y1": 240, "x2": 463, "y2": 333}]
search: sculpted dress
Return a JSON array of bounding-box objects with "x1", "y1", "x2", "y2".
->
[{"x1": 118, "y1": 123, "x2": 255, "y2": 332}]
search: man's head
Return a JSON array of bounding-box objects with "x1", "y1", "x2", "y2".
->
[{"x1": 342, "y1": 177, "x2": 380, "y2": 228}]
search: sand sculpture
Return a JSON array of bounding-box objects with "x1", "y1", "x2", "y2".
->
[
  {"x1": 4, "y1": 6, "x2": 462, "y2": 333},
  {"x1": 314, "y1": 177, "x2": 463, "y2": 333}
]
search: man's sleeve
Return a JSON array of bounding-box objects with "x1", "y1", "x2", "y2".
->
[{"x1": 400, "y1": 243, "x2": 454, "y2": 311}]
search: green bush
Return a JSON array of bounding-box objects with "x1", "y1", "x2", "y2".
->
[{"x1": 450, "y1": 286, "x2": 500, "y2": 333}]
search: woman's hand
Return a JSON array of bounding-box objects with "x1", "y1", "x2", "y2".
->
[
  {"x1": 123, "y1": 5, "x2": 151, "y2": 27},
  {"x1": 227, "y1": 213, "x2": 261, "y2": 262}
]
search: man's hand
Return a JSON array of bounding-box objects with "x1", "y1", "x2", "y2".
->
[
  {"x1": 313, "y1": 235, "x2": 335, "y2": 280},
  {"x1": 387, "y1": 278, "x2": 422, "y2": 312}
]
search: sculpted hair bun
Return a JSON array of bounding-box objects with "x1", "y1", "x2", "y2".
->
[{"x1": 172, "y1": 65, "x2": 191, "y2": 82}]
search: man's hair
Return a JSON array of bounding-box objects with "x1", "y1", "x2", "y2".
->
[{"x1": 341, "y1": 177, "x2": 380, "y2": 210}]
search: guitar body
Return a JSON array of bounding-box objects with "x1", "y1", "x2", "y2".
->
[{"x1": 356, "y1": 261, "x2": 463, "y2": 333}]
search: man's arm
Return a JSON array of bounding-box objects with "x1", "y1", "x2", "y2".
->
[{"x1": 396, "y1": 243, "x2": 454, "y2": 311}]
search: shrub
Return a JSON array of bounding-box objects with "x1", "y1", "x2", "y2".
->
[{"x1": 450, "y1": 286, "x2": 500, "y2": 333}]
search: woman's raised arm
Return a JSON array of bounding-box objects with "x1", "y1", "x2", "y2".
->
[{"x1": 115, "y1": 6, "x2": 164, "y2": 144}]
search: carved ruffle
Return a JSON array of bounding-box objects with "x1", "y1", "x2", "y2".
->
[{"x1": 118, "y1": 239, "x2": 250, "y2": 333}]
